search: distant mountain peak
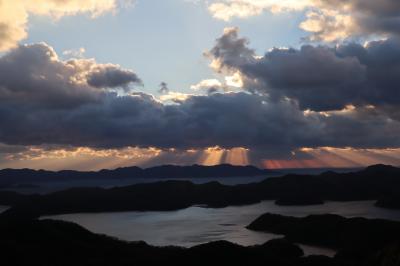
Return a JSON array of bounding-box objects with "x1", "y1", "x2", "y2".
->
[{"x1": 0, "y1": 164, "x2": 274, "y2": 186}]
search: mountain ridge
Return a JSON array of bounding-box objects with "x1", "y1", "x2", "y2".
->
[{"x1": 0, "y1": 164, "x2": 275, "y2": 186}]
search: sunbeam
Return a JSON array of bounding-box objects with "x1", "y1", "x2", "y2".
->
[{"x1": 225, "y1": 147, "x2": 249, "y2": 166}]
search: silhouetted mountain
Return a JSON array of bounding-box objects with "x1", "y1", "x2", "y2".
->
[{"x1": 0, "y1": 164, "x2": 274, "y2": 187}]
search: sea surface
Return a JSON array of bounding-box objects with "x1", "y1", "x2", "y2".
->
[{"x1": 43, "y1": 200, "x2": 400, "y2": 256}]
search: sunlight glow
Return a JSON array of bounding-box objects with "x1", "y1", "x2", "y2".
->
[
  {"x1": 280, "y1": 147, "x2": 400, "y2": 169},
  {"x1": 1, "y1": 146, "x2": 162, "y2": 171},
  {"x1": 263, "y1": 159, "x2": 321, "y2": 169},
  {"x1": 199, "y1": 146, "x2": 225, "y2": 166},
  {"x1": 198, "y1": 146, "x2": 250, "y2": 166},
  {"x1": 225, "y1": 147, "x2": 249, "y2": 166},
  {"x1": 1, "y1": 145, "x2": 399, "y2": 171}
]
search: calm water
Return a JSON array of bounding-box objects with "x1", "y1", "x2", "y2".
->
[{"x1": 43, "y1": 200, "x2": 400, "y2": 256}]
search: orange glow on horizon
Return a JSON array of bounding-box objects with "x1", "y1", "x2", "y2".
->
[
  {"x1": 264, "y1": 147, "x2": 400, "y2": 169},
  {"x1": 263, "y1": 159, "x2": 322, "y2": 169},
  {"x1": 1, "y1": 145, "x2": 399, "y2": 171}
]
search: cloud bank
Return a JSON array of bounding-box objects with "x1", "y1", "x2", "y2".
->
[
  {"x1": 0, "y1": 42, "x2": 399, "y2": 164},
  {"x1": 208, "y1": 27, "x2": 400, "y2": 112},
  {"x1": 1, "y1": 1, "x2": 400, "y2": 168}
]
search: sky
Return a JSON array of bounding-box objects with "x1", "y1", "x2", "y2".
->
[{"x1": 0, "y1": 0, "x2": 399, "y2": 170}]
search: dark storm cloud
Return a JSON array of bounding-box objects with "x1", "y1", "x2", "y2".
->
[
  {"x1": 0, "y1": 43, "x2": 141, "y2": 109},
  {"x1": 355, "y1": 0, "x2": 400, "y2": 36},
  {"x1": 0, "y1": 43, "x2": 100, "y2": 108},
  {"x1": 1, "y1": 88, "x2": 399, "y2": 158},
  {"x1": 208, "y1": 28, "x2": 255, "y2": 70},
  {"x1": 87, "y1": 64, "x2": 142, "y2": 90},
  {"x1": 0, "y1": 87, "x2": 318, "y2": 151},
  {"x1": 208, "y1": 28, "x2": 400, "y2": 111},
  {"x1": 0, "y1": 42, "x2": 399, "y2": 159},
  {"x1": 0, "y1": 143, "x2": 29, "y2": 154}
]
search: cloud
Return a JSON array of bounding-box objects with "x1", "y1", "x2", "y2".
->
[
  {"x1": 207, "y1": 28, "x2": 400, "y2": 111},
  {"x1": 202, "y1": 0, "x2": 400, "y2": 42},
  {"x1": 159, "y1": 91, "x2": 193, "y2": 103},
  {"x1": 208, "y1": 2, "x2": 263, "y2": 21},
  {"x1": 0, "y1": 42, "x2": 399, "y2": 163},
  {"x1": 191, "y1": 79, "x2": 223, "y2": 91},
  {"x1": 0, "y1": 42, "x2": 141, "y2": 108},
  {"x1": 0, "y1": 144, "x2": 162, "y2": 171},
  {"x1": 207, "y1": 0, "x2": 309, "y2": 21},
  {"x1": 63, "y1": 48, "x2": 86, "y2": 59},
  {"x1": 158, "y1": 82, "x2": 170, "y2": 94},
  {"x1": 0, "y1": 0, "x2": 125, "y2": 51},
  {"x1": 207, "y1": 27, "x2": 255, "y2": 71},
  {"x1": 299, "y1": 8, "x2": 358, "y2": 42},
  {"x1": 298, "y1": 0, "x2": 400, "y2": 42},
  {"x1": 87, "y1": 64, "x2": 142, "y2": 90},
  {"x1": 191, "y1": 79, "x2": 224, "y2": 94}
]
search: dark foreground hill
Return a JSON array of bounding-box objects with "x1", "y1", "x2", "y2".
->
[
  {"x1": 2, "y1": 164, "x2": 400, "y2": 218},
  {"x1": 0, "y1": 217, "x2": 317, "y2": 266},
  {"x1": 0, "y1": 164, "x2": 274, "y2": 187},
  {"x1": 1, "y1": 214, "x2": 400, "y2": 266}
]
